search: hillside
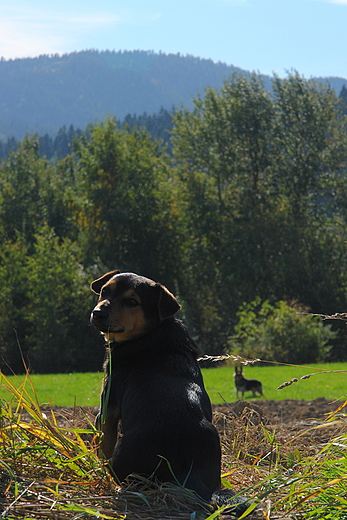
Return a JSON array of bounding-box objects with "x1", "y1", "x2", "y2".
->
[
  {"x1": 0, "y1": 49, "x2": 346, "y2": 139},
  {"x1": 0, "y1": 50, "x2": 246, "y2": 138}
]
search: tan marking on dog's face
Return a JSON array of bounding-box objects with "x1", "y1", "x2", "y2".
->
[
  {"x1": 92, "y1": 279, "x2": 148, "y2": 343},
  {"x1": 91, "y1": 271, "x2": 181, "y2": 343}
]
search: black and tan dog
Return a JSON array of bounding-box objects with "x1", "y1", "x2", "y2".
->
[
  {"x1": 90, "y1": 270, "x2": 261, "y2": 516},
  {"x1": 234, "y1": 366, "x2": 263, "y2": 398}
]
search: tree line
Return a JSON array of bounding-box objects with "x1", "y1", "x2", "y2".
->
[
  {"x1": 1, "y1": 71, "x2": 347, "y2": 374},
  {"x1": 0, "y1": 109, "x2": 174, "y2": 161}
]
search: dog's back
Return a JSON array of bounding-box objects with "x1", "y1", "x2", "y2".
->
[
  {"x1": 107, "y1": 319, "x2": 221, "y2": 501},
  {"x1": 234, "y1": 367, "x2": 263, "y2": 398}
]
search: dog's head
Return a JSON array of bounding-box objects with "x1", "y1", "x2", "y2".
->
[{"x1": 90, "y1": 270, "x2": 181, "y2": 342}]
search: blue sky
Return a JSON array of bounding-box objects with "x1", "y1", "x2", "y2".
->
[{"x1": 1, "y1": 0, "x2": 347, "y2": 79}]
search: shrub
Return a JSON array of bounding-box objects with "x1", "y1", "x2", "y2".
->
[{"x1": 228, "y1": 297, "x2": 336, "y2": 363}]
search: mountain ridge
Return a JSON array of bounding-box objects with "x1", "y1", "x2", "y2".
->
[{"x1": 0, "y1": 49, "x2": 346, "y2": 139}]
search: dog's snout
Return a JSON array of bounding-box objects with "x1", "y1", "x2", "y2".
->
[{"x1": 91, "y1": 306, "x2": 108, "y2": 321}]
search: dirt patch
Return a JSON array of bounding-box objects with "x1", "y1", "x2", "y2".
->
[
  {"x1": 20, "y1": 398, "x2": 347, "y2": 478},
  {"x1": 23, "y1": 396, "x2": 347, "y2": 433},
  {"x1": 30, "y1": 397, "x2": 347, "y2": 468},
  {"x1": 212, "y1": 397, "x2": 347, "y2": 477},
  {"x1": 214, "y1": 396, "x2": 347, "y2": 424}
]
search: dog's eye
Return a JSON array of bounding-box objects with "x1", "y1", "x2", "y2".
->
[
  {"x1": 123, "y1": 298, "x2": 140, "y2": 308},
  {"x1": 100, "y1": 287, "x2": 110, "y2": 298}
]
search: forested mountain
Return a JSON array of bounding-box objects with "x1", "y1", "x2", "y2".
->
[
  {"x1": 0, "y1": 49, "x2": 346, "y2": 139},
  {"x1": 0, "y1": 50, "x2": 247, "y2": 138}
]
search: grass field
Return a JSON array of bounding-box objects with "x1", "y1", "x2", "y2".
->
[
  {"x1": 1, "y1": 362, "x2": 347, "y2": 406},
  {"x1": 206, "y1": 362, "x2": 347, "y2": 403}
]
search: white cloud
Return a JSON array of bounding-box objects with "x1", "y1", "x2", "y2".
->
[
  {"x1": 0, "y1": 16, "x2": 68, "y2": 58},
  {"x1": 0, "y1": 2, "x2": 163, "y2": 59},
  {"x1": 316, "y1": 0, "x2": 347, "y2": 4},
  {"x1": 0, "y1": 7, "x2": 121, "y2": 27},
  {"x1": 0, "y1": 6, "x2": 122, "y2": 59}
]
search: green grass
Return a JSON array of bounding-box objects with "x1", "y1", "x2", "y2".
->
[
  {"x1": 204, "y1": 363, "x2": 347, "y2": 404},
  {"x1": 0, "y1": 371, "x2": 103, "y2": 407},
  {"x1": 1, "y1": 363, "x2": 347, "y2": 407}
]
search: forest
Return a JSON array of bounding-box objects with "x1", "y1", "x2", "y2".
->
[
  {"x1": 0, "y1": 108, "x2": 174, "y2": 161},
  {"x1": 1, "y1": 71, "x2": 347, "y2": 374}
]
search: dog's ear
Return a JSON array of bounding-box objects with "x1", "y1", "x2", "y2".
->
[
  {"x1": 91, "y1": 270, "x2": 120, "y2": 294},
  {"x1": 157, "y1": 284, "x2": 181, "y2": 320}
]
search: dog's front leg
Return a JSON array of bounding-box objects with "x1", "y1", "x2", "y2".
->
[
  {"x1": 95, "y1": 406, "x2": 120, "y2": 459},
  {"x1": 95, "y1": 375, "x2": 120, "y2": 459}
]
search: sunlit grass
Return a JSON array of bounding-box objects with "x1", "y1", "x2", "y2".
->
[
  {"x1": 0, "y1": 371, "x2": 103, "y2": 407},
  {"x1": 1, "y1": 363, "x2": 347, "y2": 407},
  {"x1": 204, "y1": 363, "x2": 347, "y2": 404},
  {"x1": 0, "y1": 370, "x2": 118, "y2": 519}
]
